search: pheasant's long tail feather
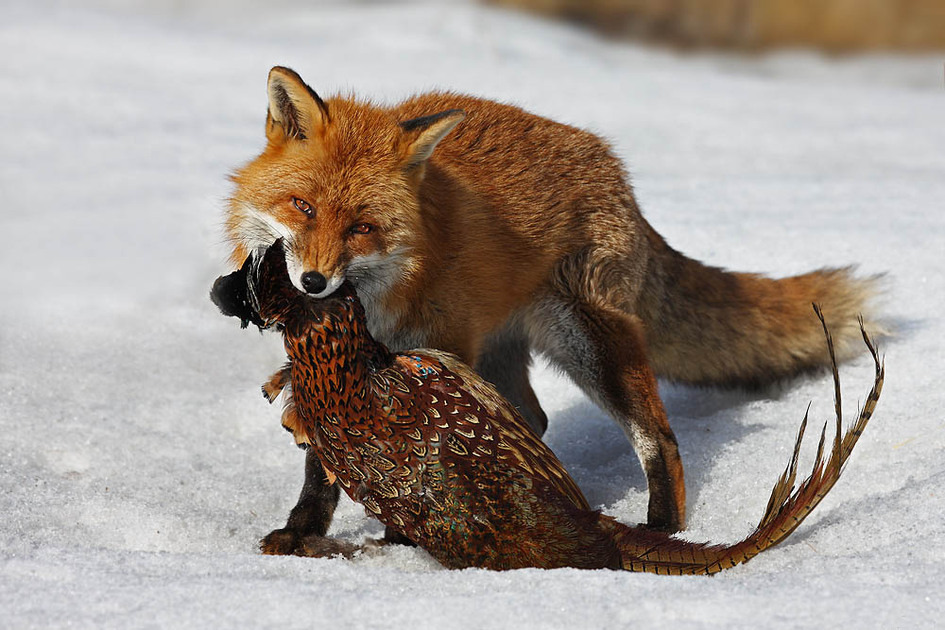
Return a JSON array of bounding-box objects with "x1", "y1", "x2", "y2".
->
[{"x1": 614, "y1": 308, "x2": 884, "y2": 575}]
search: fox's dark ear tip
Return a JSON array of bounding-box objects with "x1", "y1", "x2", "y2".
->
[
  {"x1": 399, "y1": 108, "x2": 465, "y2": 133},
  {"x1": 268, "y1": 66, "x2": 299, "y2": 81}
]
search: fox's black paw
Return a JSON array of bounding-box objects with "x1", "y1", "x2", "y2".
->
[{"x1": 260, "y1": 528, "x2": 361, "y2": 559}]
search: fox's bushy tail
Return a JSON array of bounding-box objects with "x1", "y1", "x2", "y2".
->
[
  {"x1": 638, "y1": 230, "x2": 884, "y2": 388},
  {"x1": 608, "y1": 310, "x2": 883, "y2": 574}
]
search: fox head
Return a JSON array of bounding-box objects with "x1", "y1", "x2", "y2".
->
[{"x1": 226, "y1": 66, "x2": 464, "y2": 300}]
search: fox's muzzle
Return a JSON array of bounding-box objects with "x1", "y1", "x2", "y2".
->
[{"x1": 301, "y1": 271, "x2": 328, "y2": 294}]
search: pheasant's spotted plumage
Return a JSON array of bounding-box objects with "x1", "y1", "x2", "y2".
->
[{"x1": 212, "y1": 241, "x2": 884, "y2": 573}]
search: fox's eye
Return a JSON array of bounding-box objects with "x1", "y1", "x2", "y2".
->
[
  {"x1": 350, "y1": 223, "x2": 374, "y2": 235},
  {"x1": 292, "y1": 197, "x2": 313, "y2": 217}
]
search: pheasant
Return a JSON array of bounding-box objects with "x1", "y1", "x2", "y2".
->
[{"x1": 211, "y1": 240, "x2": 884, "y2": 573}]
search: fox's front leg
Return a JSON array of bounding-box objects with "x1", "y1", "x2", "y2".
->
[
  {"x1": 259, "y1": 371, "x2": 352, "y2": 556},
  {"x1": 259, "y1": 369, "x2": 401, "y2": 555},
  {"x1": 260, "y1": 446, "x2": 356, "y2": 557}
]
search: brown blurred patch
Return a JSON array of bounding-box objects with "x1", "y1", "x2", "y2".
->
[{"x1": 485, "y1": 0, "x2": 945, "y2": 51}]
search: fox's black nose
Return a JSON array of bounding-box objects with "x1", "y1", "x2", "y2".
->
[{"x1": 301, "y1": 271, "x2": 328, "y2": 294}]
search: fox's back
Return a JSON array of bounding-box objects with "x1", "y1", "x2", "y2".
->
[
  {"x1": 367, "y1": 93, "x2": 651, "y2": 343},
  {"x1": 393, "y1": 93, "x2": 642, "y2": 243}
]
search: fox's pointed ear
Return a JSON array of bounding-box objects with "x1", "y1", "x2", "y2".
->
[
  {"x1": 399, "y1": 109, "x2": 465, "y2": 171},
  {"x1": 266, "y1": 66, "x2": 329, "y2": 142}
]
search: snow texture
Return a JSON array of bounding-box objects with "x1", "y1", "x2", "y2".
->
[{"x1": 1, "y1": 1, "x2": 943, "y2": 628}]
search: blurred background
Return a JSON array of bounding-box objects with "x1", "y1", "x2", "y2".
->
[
  {"x1": 42, "y1": 0, "x2": 945, "y2": 52},
  {"x1": 487, "y1": 0, "x2": 945, "y2": 51}
]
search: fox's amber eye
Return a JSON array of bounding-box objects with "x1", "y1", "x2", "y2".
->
[
  {"x1": 350, "y1": 223, "x2": 374, "y2": 235},
  {"x1": 292, "y1": 197, "x2": 313, "y2": 217}
]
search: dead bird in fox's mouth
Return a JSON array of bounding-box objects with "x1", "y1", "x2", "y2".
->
[{"x1": 210, "y1": 239, "x2": 884, "y2": 573}]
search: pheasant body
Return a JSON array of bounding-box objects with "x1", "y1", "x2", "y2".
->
[
  {"x1": 212, "y1": 241, "x2": 884, "y2": 573},
  {"x1": 273, "y1": 281, "x2": 620, "y2": 570}
]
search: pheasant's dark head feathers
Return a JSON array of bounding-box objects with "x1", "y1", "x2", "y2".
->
[{"x1": 210, "y1": 239, "x2": 364, "y2": 336}]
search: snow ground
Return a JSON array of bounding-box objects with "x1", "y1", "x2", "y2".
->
[{"x1": 1, "y1": 1, "x2": 943, "y2": 628}]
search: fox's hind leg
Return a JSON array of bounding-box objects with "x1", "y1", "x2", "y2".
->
[
  {"x1": 475, "y1": 322, "x2": 549, "y2": 436},
  {"x1": 260, "y1": 447, "x2": 348, "y2": 557},
  {"x1": 526, "y1": 292, "x2": 686, "y2": 532}
]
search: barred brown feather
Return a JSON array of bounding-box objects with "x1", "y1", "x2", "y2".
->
[
  {"x1": 214, "y1": 242, "x2": 884, "y2": 573},
  {"x1": 611, "y1": 304, "x2": 884, "y2": 574}
]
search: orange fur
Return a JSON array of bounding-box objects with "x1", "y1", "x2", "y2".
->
[{"x1": 225, "y1": 67, "x2": 881, "y2": 533}]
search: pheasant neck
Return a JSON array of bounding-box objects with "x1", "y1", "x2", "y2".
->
[{"x1": 283, "y1": 299, "x2": 392, "y2": 419}]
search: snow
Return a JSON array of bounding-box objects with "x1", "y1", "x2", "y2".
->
[{"x1": 1, "y1": 1, "x2": 943, "y2": 627}]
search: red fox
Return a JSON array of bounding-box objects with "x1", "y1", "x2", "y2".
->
[{"x1": 225, "y1": 66, "x2": 879, "y2": 553}]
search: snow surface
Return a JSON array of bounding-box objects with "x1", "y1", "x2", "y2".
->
[{"x1": 1, "y1": 1, "x2": 944, "y2": 628}]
